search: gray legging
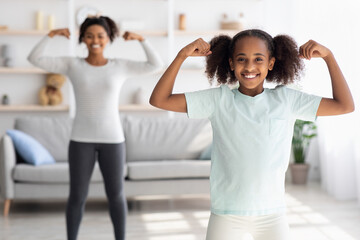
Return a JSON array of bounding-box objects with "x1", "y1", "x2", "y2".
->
[{"x1": 66, "y1": 140, "x2": 127, "y2": 240}]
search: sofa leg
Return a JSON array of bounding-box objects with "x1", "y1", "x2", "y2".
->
[{"x1": 4, "y1": 199, "x2": 11, "y2": 217}]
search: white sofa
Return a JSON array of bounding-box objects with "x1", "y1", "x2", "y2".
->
[{"x1": 0, "y1": 115, "x2": 212, "y2": 216}]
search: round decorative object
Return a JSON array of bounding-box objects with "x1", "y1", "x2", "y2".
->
[{"x1": 76, "y1": 6, "x2": 99, "y2": 26}]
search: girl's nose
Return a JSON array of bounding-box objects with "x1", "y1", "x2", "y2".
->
[{"x1": 244, "y1": 61, "x2": 255, "y2": 71}]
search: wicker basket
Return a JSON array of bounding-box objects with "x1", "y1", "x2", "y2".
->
[{"x1": 220, "y1": 21, "x2": 243, "y2": 30}]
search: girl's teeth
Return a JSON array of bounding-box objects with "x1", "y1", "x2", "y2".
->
[
  {"x1": 244, "y1": 74, "x2": 257, "y2": 78},
  {"x1": 92, "y1": 44, "x2": 100, "y2": 48}
]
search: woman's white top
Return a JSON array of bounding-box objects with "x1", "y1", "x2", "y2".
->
[{"x1": 28, "y1": 36, "x2": 163, "y2": 143}]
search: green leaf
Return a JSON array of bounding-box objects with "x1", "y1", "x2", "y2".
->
[{"x1": 292, "y1": 119, "x2": 317, "y2": 164}]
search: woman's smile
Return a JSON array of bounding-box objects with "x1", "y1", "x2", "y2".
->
[{"x1": 91, "y1": 44, "x2": 101, "y2": 49}]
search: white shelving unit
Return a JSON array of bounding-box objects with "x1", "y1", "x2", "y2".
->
[
  {"x1": 0, "y1": 0, "x2": 75, "y2": 113},
  {"x1": 174, "y1": 30, "x2": 238, "y2": 36},
  {"x1": 0, "y1": 0, "x2": 245, "y2": 112}
]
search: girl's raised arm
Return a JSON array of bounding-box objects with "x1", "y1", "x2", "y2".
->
[
  {"x1": 299, "y1": 40, "x2": 355, "y2": 116},
  {"x1": 149, "y1": 38, "x2": 212, "y2": 112}
]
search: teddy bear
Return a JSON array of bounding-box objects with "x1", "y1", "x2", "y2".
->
[{"x1": 38, "y1": 73, "x2": 66, "y2": 106}]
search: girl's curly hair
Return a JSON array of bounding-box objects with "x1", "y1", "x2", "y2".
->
[
  {"x1": 205, "y1": 29, "x2": 304, "y2": 86},
  {"x1": 79, "y1": 16, "x2": 119, "y2": 44}
]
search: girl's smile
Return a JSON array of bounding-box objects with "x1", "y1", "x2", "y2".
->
[{"x1": 242, "y1": 73, "x2": 259, "y2": 79}]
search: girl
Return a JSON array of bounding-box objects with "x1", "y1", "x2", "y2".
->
[
  {"x1": 149, "y1": 29, "x2": 354, "y2": 240},
  {"x1": 28, "y1": 16, "x2": 163, "y2": 240}
]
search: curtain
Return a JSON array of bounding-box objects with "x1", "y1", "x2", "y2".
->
[
  {"x1": 288, "y1": 0, "x2": 360, "y2": 204},
  {"x1": 317, "y1": 115, "x2": 359, "y2": 203}
]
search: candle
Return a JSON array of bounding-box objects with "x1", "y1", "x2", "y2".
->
[
  {"x1": 48, "y1": 15, "x2": 55, "y2": 30},
  {"x1": 36, "y1": 11, "x2": 43, "y2": 31}
]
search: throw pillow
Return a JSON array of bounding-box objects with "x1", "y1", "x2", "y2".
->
[
  {"x1": 6, "y1": 129, "x2": 55, "y2": 166},
  {"x1": 199, "y1": 143, "x2": 212, "y2": 160}
]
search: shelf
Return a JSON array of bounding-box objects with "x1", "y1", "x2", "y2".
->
[
  {"x1": 0, "y1": 30, "x2": 49, "y2": 36},
  {"x1": 0, "y1": 105, "x2": 69, "y2": 112},
  {"x1": 174, "y1": 29, "x2": 240, "y2": 36},
  {"x1": 0, "y1": 29, "x2": 239, "y2": 38},
  {"x1": 0, "y1": 67, "x2": 47, "y2": 74},
  {"x1": 129, "y1": 30, "x2": 168, "y2": 37},
  {"x1": 0, "y1": 104, "x2": 162, "y2": 112},
  {"x1": 119, "y1": 104, "x2": 164, "y2": 112}
]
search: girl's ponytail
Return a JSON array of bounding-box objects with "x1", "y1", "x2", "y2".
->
[
  {"x1": 206, "y1": 35, "x2": 236, "y2": 85},
  {"x1": 267, "y1": 35, "x2": 304, "y2": 85}
]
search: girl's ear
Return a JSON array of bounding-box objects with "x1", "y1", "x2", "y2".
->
[
  {"x1": 229, "y1": 58, "x2": 234, "y2": 71},
  {"x1": 269, "y1": 57, "x2": 275, "y2": 71}
]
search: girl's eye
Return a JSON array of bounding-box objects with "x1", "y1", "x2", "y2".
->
[
  {"x1": 237, "y1": 58, "x2": 245, "y2": 62},
  {"x1": 256, "y1": 58, "x2": 264, "y2": 62}
]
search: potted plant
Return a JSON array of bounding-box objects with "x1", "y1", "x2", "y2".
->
[{"x1": 290, "y1": 119, "x2": 317, "y2": 184}]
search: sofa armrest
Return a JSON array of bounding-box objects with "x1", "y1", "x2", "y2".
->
[{"x1": 0, "y1": 134, "x2": 16, "y2": 200}]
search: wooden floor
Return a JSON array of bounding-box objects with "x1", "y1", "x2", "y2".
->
[{"x1": 1, "y1": 182, "x2": 360, "y2": 240}]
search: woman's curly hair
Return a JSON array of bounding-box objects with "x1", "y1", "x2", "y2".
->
[
  {"x1": 205, "y1": 29, "x2": 304, "y2": 86},
  {"x1": 79, "y1": 16, "x2": 119, "y2": 44}
]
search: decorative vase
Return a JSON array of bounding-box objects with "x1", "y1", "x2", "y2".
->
[
  {"x1": 179, "y1": 14, "x2": 186, "y2": 30},
  {"x1": 4, "y1": 58, "x2": 14, "y2": 67},
  {"x1": 290, "y1": 163, "x2": 310, "y2": 184},
  {"x1": 2, "y1": 45, "x2": 15, "y2": 67},
  {"x1": 2, "y1": 44, "x2": 14, "y2": 59}
]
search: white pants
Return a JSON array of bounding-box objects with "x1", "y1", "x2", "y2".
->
[{"x1": 206, "y1": 213, "x2": 290, "y2": 240}]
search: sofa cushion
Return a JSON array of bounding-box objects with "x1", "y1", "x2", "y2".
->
[
  {"x1": 15, "y1": 117, "x2": 72, "y2": 162},
  {"x1": 6, "y1": 129, "x2": 56, "y2": 166},
  {"x1": 122, "y1": 116, "x2": 212, "y2": 162},
  {"x1": 127, "y1": 160, "x2": 211, "y2": 180},
  {"x1": 13, "y1": 162, "x2": 128, "y2": 183}
]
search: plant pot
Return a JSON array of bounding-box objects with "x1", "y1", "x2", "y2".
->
[
  {"x1": 290, "y1": 163, "x2": 310, "y2": 184},
  {"x1": 2, "y1": 95, "x2": 9, "y2": 105}
]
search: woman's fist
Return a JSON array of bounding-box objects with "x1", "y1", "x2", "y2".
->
[
  {"x1": 122, "y1": 31, "x2": 144, "y2": 42},
  {"x1": 48, "y1": 28, "x2": 70, "y2": 39}
]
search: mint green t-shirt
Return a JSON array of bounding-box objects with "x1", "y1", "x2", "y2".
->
[{"x1": 185, "y1": 85, "x2": 322, "y2": 216}]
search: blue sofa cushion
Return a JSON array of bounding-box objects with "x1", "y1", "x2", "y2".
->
[{"x1": 6, "y1": 129, "x2": 55, "y2": 166}]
